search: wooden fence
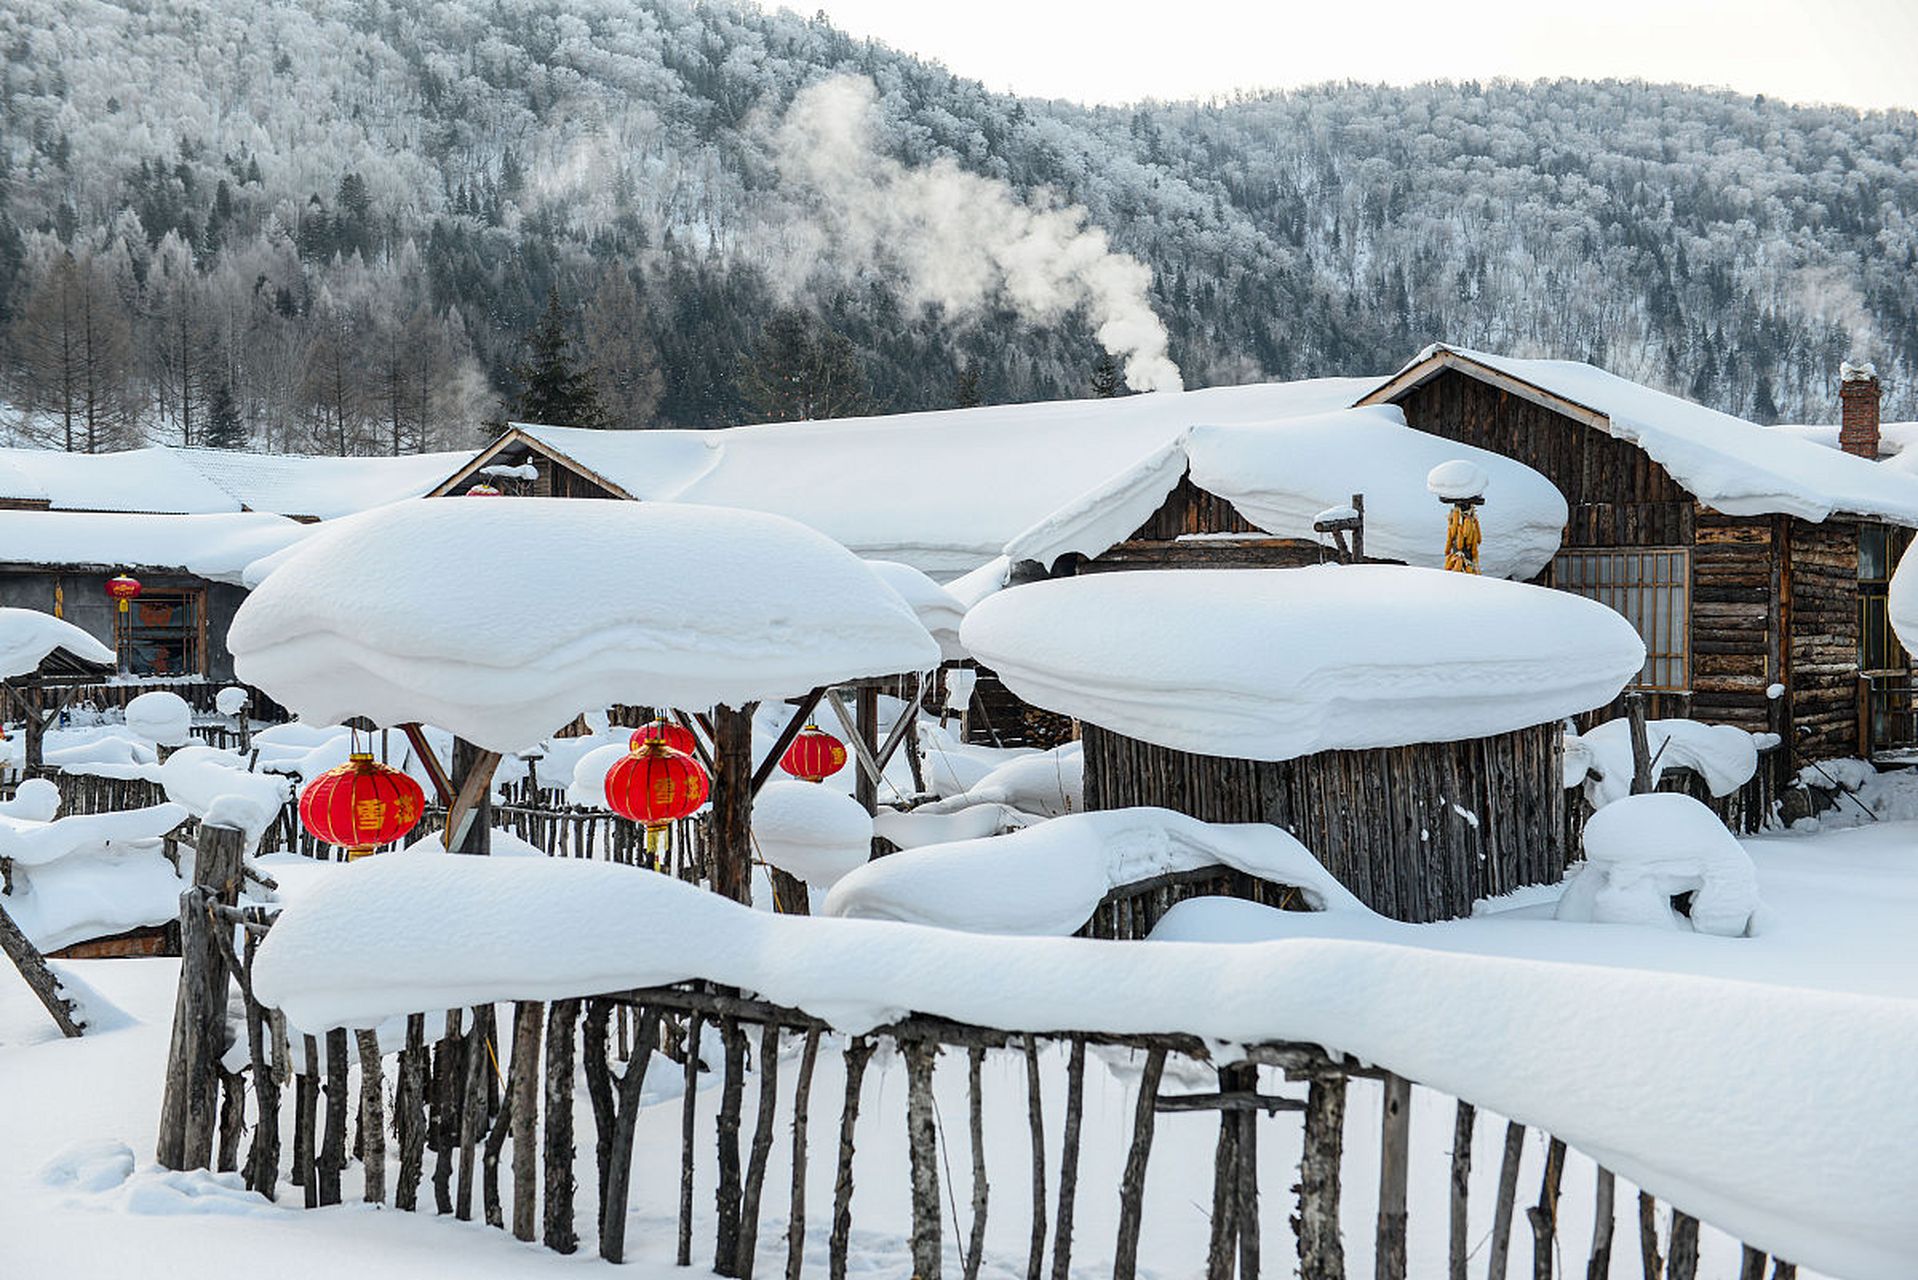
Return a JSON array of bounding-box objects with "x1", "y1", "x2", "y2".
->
[{"x1": 156, "y1": 827, "x2": 1800, "y2": 1280}]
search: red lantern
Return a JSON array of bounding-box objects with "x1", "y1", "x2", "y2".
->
[
  {"x1": 465, "y1": 484, "x2": 502, "y2": 496},
  {"x1": 299, "y1": 752, "x2": 427, "y2": 860},
  {"x1": 780, "y1": 724, "x2": 847, "y2": 783},
  {"x1": 106, "y1": 574, "x2": 143, "y2": 615},
  {"x1": 630, "y1": 717, "x2": 698, "y2": 757},
  {"x1": 605, "y1": 740, "x2": 709, "y2": 856}
]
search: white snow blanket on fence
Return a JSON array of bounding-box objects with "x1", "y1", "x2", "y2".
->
[
  {"x1": 752, "y1": 781, "x2": 873, "y2": 889},
  {"x1": 0, "y1": 801, "x2": 187, "y2": 951},
  {"x1": 251, "y1": 849, "x2": 1918, "y2": 1280},
  {"x1": 824, "y1": 807, "x2": 1361, "y2": 933},
  {"x1": 1565, "y1": 717, "x2": 1763, "y2": 808},
  {"x1": 228, "y1": 498, "x2": 940, "y2": 754},
  {"x1": 1557, "y1": 793, "x2": 1763, "y2": 937},
  {"x1": 962, "y1": 565, "x2": 1645, "y2": 761},
  {"x1": 0, "y1": 608, "x2": 113, "y2": 679}
]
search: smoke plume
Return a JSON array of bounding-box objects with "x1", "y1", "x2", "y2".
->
[{"x1": 772, "y1": 76, "x2": 1183, "y2": 393}]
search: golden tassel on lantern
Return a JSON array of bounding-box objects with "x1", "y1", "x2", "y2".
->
[{"x1": 1444, "y1": 504, "x2": 1482, "y2": 574}]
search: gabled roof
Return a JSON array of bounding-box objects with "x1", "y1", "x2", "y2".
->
[
  {"x1": 1359, "y1": 344, "x2": 1918, "y2": 526},
  {"x1": 431, "y1": 379, "x2": 1381, "y2": 576}
]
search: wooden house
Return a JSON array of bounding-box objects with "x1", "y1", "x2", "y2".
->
[{"x1": 1356, "y1": 346, "x2": 1918, "y2": 773}]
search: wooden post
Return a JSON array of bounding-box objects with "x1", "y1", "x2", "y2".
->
[
  {"x1": 712, "y1": 705, "x2": 758, "y2": 904},
  {"x1": 966, "y1": 1045, "x2": 991, "y2": 1280},
  {"x1": 156, "y1": 822, "x2": 245, "y2": 1169},
  {"x1": 455, "y1": 1004, "x2": 493, "y2": 1220},
  {"x1": 1588, "y1": 1168, "x2": 1616, "y2": 1280},
  {"x1": 1486, "y1": 1121, "x2": 1527, "y2": 1280},
  {"x1": 395, "y1": 1013, "x2": 427, "y2": 1212},
  {"x1": 1296, "y1": 1071, "x2": 1347, "y2": 1280},
  {"x1": 1376, "y1": 1074, "x2": 1411, "y2": 1280},
  {"x1": 786, "y1": 1028, "x2": 822, "y2": 1280},
  {"x1": 1206, "y1": 1088, "x2": 1240, "y2": 1280},
  {"x1": 0, "y1": 900, "x2": 85, "y2": 1038},
  {"x1": 1236, "y1": 1078, "x2": 1260, "y2": 1280},
  {"x1": 856, "y1": 685, "x2": 880, "y2": 815},
  {"x1": 447, "y1": 737, "x2": 500, "y2": 854},
  {"x1": 1449, "y1": 1102, "x2": 1476, "y2": 1280},
  {"x1": 1668, "y1": 1212, "x2": 1699, "y2": 1280},
  {"x1": 1738, "y1": 1247, "x2": 1768, "y2": 1280},
  {"x1": 1023, "y1": 1034, "x2": 1047, "y2": 1280},
  {"x1": 599, "y1": 1006, "x2": 660, "y2": 1263},
  {"x1": 510, "y1": 1001, "x2": 543, "y2": 1242},
  {"x1": 678, "y1": 1010, "x2": 705, "y2": 1267},
  {"x1": 715, "y1": 1016, "x2": 749, "y2": 1276},
  {"x1": 357, "y1": 1028, "x2": 386, "y2": 1204},
  {"x1": 1112, "y1": 1046, "x2": 1167, "y2": 1280},
  {"x1": 737, "y1": 1021, "x2": 783, "y2": 1279},
  {"x1": 431, "y1": 1009, "x2": 465, "y2": 1214},
  {"x1": 829, "y1": 1037, "x2": 873, "y2": 1280},
  {"x1": 1626, "y1": 694, "x2": 1653, "y2": 795},
  {"x1": 298, "y1": 1035, "x2": 320, "y2": 1208},
  {"x1": 319, "y1": 1027, "x2": 349, "y2": 1206},
  {"x1": 1637, "y1": 1193, "x2": 1663, "y2": 1280},
  {"x1": 542, "y1": 999, "x2": 582, "y2": 1252},
  {"x1": 1527, "y1": 1137, "x2": 1567, "y2": 1280},
  {"x1": 905, "y1": 1039, "x2": 943, "y2": 1280},
  {"x1": 1050, "y1": 1038, "x2": 1086, "y2": 1280},
  {"x1": 241, "y1": 935, "x2": 282, "y2": 1201}
]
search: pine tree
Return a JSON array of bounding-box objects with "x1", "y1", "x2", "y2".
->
[
  {"x1": 512, "y1": 289, "x2": 606, "y2": 426},
  {"x1": 580, "y1": 267, "x2": 664, "y2": 430},
  {"x1": 201, "y1": 377, "x2": 245, "y2": 448},
  {"x1": 740, "y1": 308, "x2": 871, "y2": 423},
  {"x1": 954, "y1": 359, "x2": 982, "y2": 409},
  {"x1": 1090, "y1": 353, "x2": 1122, "y2": 398}
]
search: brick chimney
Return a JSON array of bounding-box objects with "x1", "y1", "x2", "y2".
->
[{"x1": 1839, "y1": 360, "x2": 1882, "y2": 458}]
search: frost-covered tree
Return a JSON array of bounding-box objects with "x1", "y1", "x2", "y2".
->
[{"x1": 579, "y1": 266, "x2": 663, "y2": 430}]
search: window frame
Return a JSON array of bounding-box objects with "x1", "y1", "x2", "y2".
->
[
  {"x1": 116, "y1": 586, "x2": 207, "y2": 678},
  {"x1": 1550, "y1": 546, "x2": 1691, "y2": 692}
]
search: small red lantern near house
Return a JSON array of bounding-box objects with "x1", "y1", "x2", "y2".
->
[
  {"x1": 299, "y1": 753, "x2": 427, "y2": 860},
  {"x1": 105, "y1": 574, "x2": 143, "y2": 614},
  {"x1": 629, "y1": 717, "x2": 699, "y2": 757},
  {"x1": 605, "y1": 739, "x2": 710, "y2": 857},
  {"x1": 780, "y1": 724, "x2": 847, "y2": 783},
  {"x1": 465, "y1": 484, "x2": 502, "y2": 496}
]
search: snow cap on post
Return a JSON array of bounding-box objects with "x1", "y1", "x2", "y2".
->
[
  {"x1": 227, "y1": 498, "x2": 939, "y2": 754},
  {"x1": 961, "y1": 565, "x2": 1645, "y2": 762},
  {"x1": 1426, "y1": 459, "x2": 1489, "y2": 502}
]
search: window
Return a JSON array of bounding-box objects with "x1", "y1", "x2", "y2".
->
[
  {"x1": 1857, "y1": 525, "x2": 1910, "y2": 673},
  {"x1": 117, "y1": 588, "x2": 205, "y2": 677},
  {"x1": 1552, "y1": 548, "x2": 1690, "y2": 690}
]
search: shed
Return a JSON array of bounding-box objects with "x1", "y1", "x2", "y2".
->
[
  {"x1": 1358, "y1": 345, "x2": 1918, "y2": 768},
  {"x1": 961, "y1": 565, "x2": 1646, "y2": 922}
]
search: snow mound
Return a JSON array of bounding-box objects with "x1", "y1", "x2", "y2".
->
[
  {"x1": 825, "y1": 807, "x2": 1362, "y2": 934},
  {"x1": 1557, "y1": 793, "x2": 1762, "y2": 937},
  {"x1": 0, "y1": 802, "x2": 188, "y2": 950},
  {"x1": 250, "y1": 850, "x2": 1917, "y2": 1279},
  {"x1": 0, "y1": 608, "x2": 114, "y2": 678},
  {"x1": 0, "y1": 510, "x2": 309, "y2": 584},
  {"x1": 1567, "y1": 718, "x2": 1762, "y2": 808},
  {"x1": 1889, "y1": 538, "x2": 1918, "y2": 661},
  {"x1": 228, "y1": 498, "x2": 940, "y2": 754},
  {"x1": 567, "y1": 742, "x2": 631, "y2": 809},
  {"x1": 872, "y1": 803, "x2": 1037, "y2": 849},
  {"x1": 962, "y1": 566, "x2": 1645, "y2": 761},
  {"x1": 214, "y1": 686, "x2": 249, "y2": 717},
  {"x1": 42, "y1": 1140, "x2": 136, "y2": 1194},
  {"x1": 752, "y1": 781, "x2": 873, "y2": 889},
  {"x1": 123, "y1": 692, "x2": 192, "y2": 747},
  {"x1": 0, "y1": 777, "x2": 61, "y2": 822},
  {"x1": 156, "y1": 746, "x2": 292, "y2": 845},
  {"x1": 917, "y1": 741, "x2": 1083, "y2": 817},
  {"x1": 864, "y1": 559, "x2": 967, "y2": 661}
]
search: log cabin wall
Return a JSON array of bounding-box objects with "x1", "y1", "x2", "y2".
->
[
  {"x1": 1684, "y1": 510, "x2": 1779, "y2": 737},
  {"x1": 1074, "y1": 473, "x2": 1335, "y2": 573},
  {"x1": 1788, "y1": 518, "x2": 1862, "y2": 762},
  {"x1": 1081, "y1": 720, "x2": 1569, "y2": 923}
]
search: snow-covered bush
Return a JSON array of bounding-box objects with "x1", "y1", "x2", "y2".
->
[{"x1": 1557, "y1": 793, "x2": 1762, "y2": 937}]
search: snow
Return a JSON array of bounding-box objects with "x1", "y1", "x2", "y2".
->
[
  {"x1": 1375, "y1": 346, "x2": 1918, "y2": 525},
  {"x1": 915, "y1": 724, "x2": 1032, "y2": 797},
  {"x1": 228, "y1": 498, "x2": 940, "y2": 754},
  {"x1": 500, "y1": 377, "x2": 1377, "y2": 576},
  {"x1": 961, "y1": 566, "x2": 1645, "y2": 761},
  {"x1": 870, "y1": 802, "x2": 1035, "y2": 849},
  {"x1": 0, "y1": 777, "x2": 61, "y2": 821},
  {"x1": 1002, "y1": 406, "x2": 1569, "y2": 581},
  {"x1": 750, "y1": 781, "x2": 873, "y2": 889},
  {"x1": 169, "y1": 447, "x2": 476, "y2": 519},
  {"x1": 215, "y1": 686, "x2": 250, "y2": 717},
  {"x1": 825, "y1": 807, "x2": 1362, "y2": 933},
  {"x1": 123, "y1": 691, "x2": 192, "y2": 746},
  {"x1": 862, "y1": 559, "x2": 967, "y2": 661},
  {"x1": 1887, "y1": 533, "x2": 1918, "y2": 659},
  {"x1": 1567, "y1": 717, "x2": 1763, "y2": 808},
  {"x1": 0, "y1": 446, "x2": 240, "y2": 513},
  {"x1": 0, "y1": 510, "x2": 311, "y2": 583},
  {"x1": 0, "y1": 801, "x2": 188, "y2": 949},
  {"x1": 1557, "y1": 793, "x2": 1763, "y2": 937},
  {"x1": 0, "y1": 607, "x2": 115, "y2": 678},
  {"x1": 1425, "y1": 458, "x2": 1487, "y2": 500},
  {"x1": 916, "y1": 741, "x2": 1083, "y2": 817},
  {"x1": 155, "y1": 747, "x2": 292, "y2": 845},
  {"x1": 246, "y1": 842, "x2": 1917, "y2": 1278}
]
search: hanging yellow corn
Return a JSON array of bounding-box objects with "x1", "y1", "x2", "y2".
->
[{"x1": 1444, "y1": 503, "x2": 1482, "y2": 574}]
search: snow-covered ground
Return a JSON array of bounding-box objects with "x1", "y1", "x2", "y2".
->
[{"x1": 4, "y1": 817, "x2": 1909, "y2": 1278}]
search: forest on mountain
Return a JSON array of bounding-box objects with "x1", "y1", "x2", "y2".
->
[{"x1": 1, "y1": 0, "x2": 1914, "y2": 453}]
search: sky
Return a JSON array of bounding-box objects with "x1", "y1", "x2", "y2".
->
[{"x1": 797, "y1": 0, "x2": 1918, "y2": 113}]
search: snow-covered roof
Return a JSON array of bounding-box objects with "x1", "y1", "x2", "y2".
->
[
  {"x1": 1002, "y1": 405, "x2": 1568, "y2": 580},
  {"x1": 863, "y1": 559, "x2": 968, "y2": 661},
  {"x1": 960, "y1": 564, "x2": 1645, "y2": 761},
  {"x1": 0, "y1": 446, "x2": 240, "y2": 513},
  {"x1": 170, "y1": 447, "x2": 476, "y2": 519},
  {"x1": 229, "y1": 497, "x2": 941, "y2": 754},
  {"x1": 1361, "y1": 345, "x2": 1918, "y2": 525},
  {"x1": 0, "y1": 510, "x2": 313, "y2": 583},
  {"x1": 0, "y1": 608, "x2": 115, "y2": 679},
  {"x1": 441, "y1": 378, "x2": 1379, "y2": 576}
]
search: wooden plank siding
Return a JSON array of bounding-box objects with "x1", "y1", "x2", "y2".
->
[
  {"x1": 1081, "y1": 720, "x2": 1570, "y2": 923},
  {"x1": 1789, "y1": 519, "x2": 1862, "y2": 762},
  {"x1": 1073, "y1": 473, "x2": 1338, "y2": 574}
]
